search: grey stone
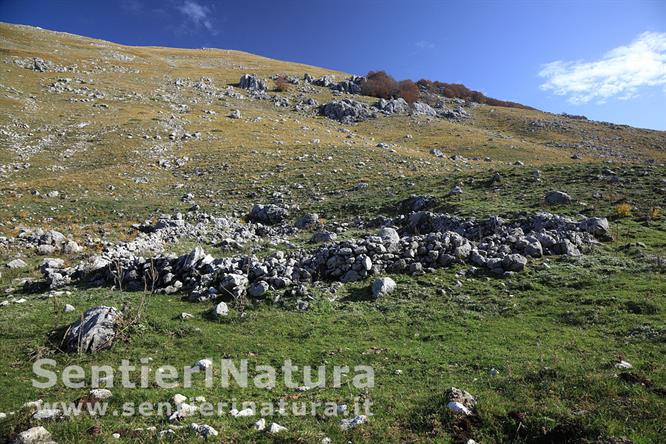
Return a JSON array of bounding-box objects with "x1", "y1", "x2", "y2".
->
[
  {"x1": 378, "y1": 227, "x2": 400, "y2": 244},
  {"x1": 311, "y1": 231, "x2": 337, "y2": 243},
  {"x1": 6, "y1": 259, "x2": 28, "y2": 269},
  {"x1": 249, "y1": 204, "x2": 289, "y2": 225},
  {"x1": 502, "y1": 254, "x2": 527, "y2": 272},
  {"x1": 545, "y1": 191, "x2": 572, "y2": 205},
  {"x1": 248, "y1": 281, "x2": 270, "y2": 298},
  {"x1": 371, "y1": 277, "x2": 396, "y2": 298},
  {"x1": 239, "y1": 74, "x2": 266, "y2": 91},
  {"x1": 62, "y1": 306, "x2": 120, "y2": 353},
  {"x1": 296, "y1": 213, "x2": 319, "y2": 229},
  {"x1": 320, "y1": 99, "x2": 375, "y2": 123},
  {"x1": 11, "y1": 426, "x2": 54, "y2": 444}
]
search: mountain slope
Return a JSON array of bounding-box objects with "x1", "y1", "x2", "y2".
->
[{"x1": 0, "y1": 23, "x2": 665, "y2": 444}]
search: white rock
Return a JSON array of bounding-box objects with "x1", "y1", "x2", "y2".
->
[
  {"x1": 447, "y1": 401, "x2": 472, "y2": 415},
  {"x1": 158, "y1": 429, "x2": 174, "y2": 438},
  {"x1": 63, "y1": 304, "x2": 75, "y2": 313},
  {"x1": 169, "y1": 403, "x2": 198, "y2": 423},
  {"x1": 6, "y1": 259, "x2": 28, "y2": 269},
  {"x1": 21, "y1": 400, "x2": 43, "y2": 410},
  {"x1": 268, "y1": 422, "x2": 287, "y2": 434},
  {"x1": 13, "y1": 426, "x2": 53, "y2": 444},
  {"x1": 173, "y1": 394, "x2": 187, "y2": 405},
  {"x1": 89, "y1": 388, "x2": 112, "y2": 400},
  {"x1": 190, "y1": 423, "x2": 219, "y2": 438},
  {"x1": 112, "y1": 432, "x2": 121, "y2": 438},
  {"x1": 230, "y1": 407, "x2": 253, "y2": 417},
  {"x1": 195, "y1": 359, "x2": 213, "y2": 370},
  {"x1": 254, "y1": 418, "x2": 266, "y2": 431},
  {"x1": 32, "y1": 409, "x2": 61, "y2": 420},
  {"x1": 213, "y1": 301, "x2": 229, "y2": 318},
  {"x1": 615, "y1": 360, "x2": 633, "y2": 369}
]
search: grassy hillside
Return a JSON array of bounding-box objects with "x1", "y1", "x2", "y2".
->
[{"x1": 0, "y1": 23, "x2": 665, "y2": 443}]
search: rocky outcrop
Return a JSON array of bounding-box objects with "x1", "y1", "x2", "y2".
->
[
  {"x1": 320, "y1": 99, "x2": 376, "y2": 123},
  {"x1": 374, "y1": 98, "x2": 409, "y2": 114},
  {"x1": 239, "y1": 74, "x2": 266, "y2": 91}
]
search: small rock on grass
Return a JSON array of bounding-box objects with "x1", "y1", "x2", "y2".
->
[
  {"x1": 6, "y1": 259, "x2": 28, "y2": 269},
  {"x1": 12, "y1": 426, "x2": 54, "y2": 444},
  {"x1": 340, "y1": 415, "x2": 367, "y2": 430},
  {"x1": 615, "y1": 360, "x2": 633, "y2": 369},
  {"x1": 213, "y1": 301, "x2": 228, "y2": 318},
  {"x1": 173, "y1": 394, "x2": 187, "y2": 405},
  {"x1": 194, "y1": 359, "x2": 213, "y2": 370},
  {"x1": 89, "y1": 389, "x2": 112, "y2": 400},
  {"x1": 190, "y1": 423, "x2": 218, "y2": 438},
  {"x1": 268, "y1": 422, "x2": 287, "y2": 433}
]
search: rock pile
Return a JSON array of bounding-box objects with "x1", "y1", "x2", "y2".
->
[
  {"x1": 36, "y1": 210, "x2": 611, "y2": 302},
  {"x1": 319, "y1": 99, "x2": 376, "y2": 123},
  {"x1": 14, "y1": 228, "x2": 81, "y2": 255}
]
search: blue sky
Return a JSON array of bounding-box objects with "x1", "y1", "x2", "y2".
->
[{"x1": 1, "y1": 0, "x2": 665, "y2": 130}]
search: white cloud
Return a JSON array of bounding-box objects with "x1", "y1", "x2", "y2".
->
[
  {"x1": 177, "y1": 1, "x2": 215, "y2": 33},
  {"x1": 539, "y1": 32, "x2": 666, "y2": 104},
  {"x1": 415, "y1": 40, "x2": 435, "y2": 49}
]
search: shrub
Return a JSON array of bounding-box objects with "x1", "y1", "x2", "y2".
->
[
  {"x1": 648, "y1": 207, "x2": 662, "y2": 221},
  {"x1": 615, "y1": 203, "x2": 632, "y2": 218},
  {"x1": 398, "y1": 80, "x2": 420, "y2": 104},
  {"x1": 416, "y1": 78, "x2": 532, "y2": 109},
  {"x1": 361, "y1": 71, "x2": 398, "y2": 99},
  {"x1": 274, "y1": 75, "x2": 290, "y2": 92}
]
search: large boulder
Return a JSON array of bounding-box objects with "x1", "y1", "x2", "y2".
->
[
  {"x1": 219, "y1": 273, "x2": 248, "y2": 299},
  {"x1": 248, "y1": 204, "x2": 289, "y2": 225},
  {"x1": 248, "y1": 281, "x2": 270, "y2": 298},
  {"x1": 320, "y1": 99, "x2": 375, "y2": 123},
  {"x1": 371, "y1": 277, "x2": 396, "y2": 298},
  {"x1": 332, "y1": 78, "x2": 362, "y2": 94},
  {"x1": 580, "y1": 217, "x2": 611, "y2": 240},
  {"x1": 176, "y1": 246, "x2": 206, "y2": 273},
  {"x1": 378, "y1": 227, "x2": 400, "y2": 244},
  {"x1": 313, "y1": 75, "x2": 335, "y2": 87},
  {"x1": 311, "y1": 231, "x2": 337, "y2": 243},
  {"x1": 296, "y1": 213, "x2": 319, "y2": 229},
  {"x1": 62, "y1": 306, "x2": 121, "y2": 353},
  {"x1": 374, "y1": 98, "x2": 409, "y2": 114},
  {"x1": 412, "y1": 102, "x2": 437, "y2": 117},
  {"x1": 545, "y1": 191, "x2": 572, "y2": 205},
  {"x1": 400, "y1": 195, "x2": 436, "y2": 212},
  {"x1": 502, "y1": 254, "x2": 527, "y2": 272},
  {"x1": 239, "y1": 74, "x2": 266, "y2": 91}
]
